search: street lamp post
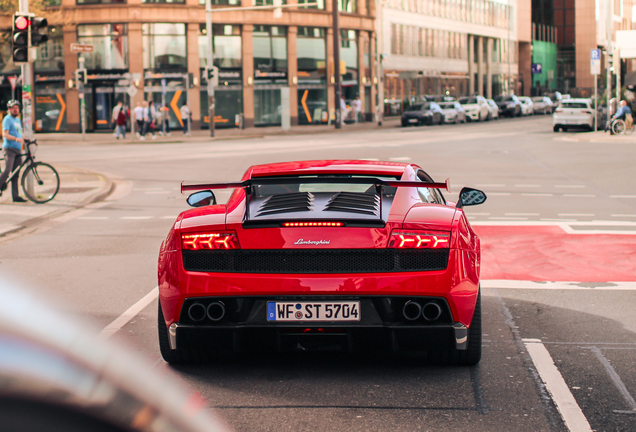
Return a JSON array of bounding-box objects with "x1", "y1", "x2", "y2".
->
[{"x1": 206, "y1": 0, "x2": 215, "y2": 137}]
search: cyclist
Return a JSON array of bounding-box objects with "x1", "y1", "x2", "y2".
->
[
  {"x1": 0, "y1": 100, "x2": 27, "y2": 202},
  {"x1": 610, "y1": 100, "x2": 633, "y2": 135}
]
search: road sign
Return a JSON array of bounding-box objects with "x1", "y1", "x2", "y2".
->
[
  {"x1": 531, "y1": 63, "x2": 542, "y2": 74},
  {"x1": 70, "y1": 43, "x2": 94, "y2": 53},
  {"x1": 8, "y1": 76, "x2": 18, "y2": 90},
  {"x1": 591, "y1": 49, "x2": 601, "y2": 75},
  {"x1": 127, "y1": 85, "x2": 138, "y2": 97}
]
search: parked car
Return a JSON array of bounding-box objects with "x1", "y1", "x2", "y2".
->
[
  {"x1": 486, "y1": 99, "x2": 500, "y2": 120},
  {"x1": 518, "y1": 97, "x2": 535, "y2": 115},
  {"x1": 458, "y1": 96, "x2": 490, "y2": 122},
  {"x1": 424, "y1": 95, "x2": 457, "y2": 102},
  {"x1": 553, "y1": 98, "x2": 601, "y2": 132},
  {"x1": 401, "y1": 102, "x2": 444, "y2": 126},
  {"x1": 531, "y1": 96, "x2": 554, "y2": 114},
  {"x1": 494, "y1": 95, "x2": 522, "y2": 117},
  {"x1": 438, "y1": 101, "x2": 466, "y2": 124}
]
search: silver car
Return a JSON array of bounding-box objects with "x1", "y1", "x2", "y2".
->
[
  {"x1": 486, "y1": 99, "x2": 500, "y2": 120},
  {"x1": 531, "y1": 96, "x2": 554, "y2": 114},
  {"x1": 438, "y1": 101, "x2": 467, "y2": 124}
]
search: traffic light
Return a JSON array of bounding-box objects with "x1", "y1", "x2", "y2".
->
[
  {"x1": 30, "y1": 16, "x2": 48, "y2": 47},
  {"x1": 75, "y1": 70, "x2": 87, "y2": 85},
  {"x1": 12, "y1": 14, "x2": 29, "y2": 63},
  {"x1": 207, "y1": 66, "x2": 219, "y2": 87}
]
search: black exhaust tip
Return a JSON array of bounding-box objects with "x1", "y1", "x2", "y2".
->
[
  {"x1": 207, "y1": 301, "x2": 226, "y2": 321},
  {"x1": 402, "y1": 301, "x2": 422, "y2": 321},
  {"x1": 422, "y1": 302, "x2": 442, "y2": 322},
  {"x1": 188, "y1": 302, "x2": 207, "y2": 322}
]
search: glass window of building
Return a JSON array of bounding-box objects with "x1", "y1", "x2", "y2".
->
[
  {"x1": 297, "y1": 27, "x2": 327, "y2": 125},
  {"x1": 143, "y1": 23, "x2": 187, "y2": 70},
  {"x1": 143, "y1": 0, "x2": 183, "y2": 3},
  {"x1": 340, "y1": 29, "x2": 358, "y2": 102},
  {"x1": 77, "y1": 0, "x2": 124, "y2": 4},
  {"x1": 338, "y1": 0, "x2": 356, "y2": 13},
  {"x1": 253, "y1": 26, "x2": 287, "y2": 126},
  {"x1": 198, "y1": 0, "x2": 239, "y2": 3},
  {"x1": 35, "y1": 26, "x2": 64, "y2": 72},
  {"x1": 298, "y1": 0, "x2": 324, "y2": 8},
  {"x1": 77, "y1": 24, "x2": 128, "y2": 70},
  {"x1": 35, "y1": 82, "x2": 66, "y2": 132},
  {"x1": 198, "y1": 24, "x2": 242, "y2": 69},
  {"x1": 253, "y1": 0, "x2": 286, "y2": 4}
]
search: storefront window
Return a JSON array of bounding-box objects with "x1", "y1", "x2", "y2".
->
[
  {"x1": 35, "y1": 26, "x2": 64, "y2": 72},
  {"x1": 253, "y1": 26, "x2": 287, "y2": 126},
  {"x1": 198, "y1": 24, "x2": 242, "y2": 69},
  {"x1": 77, "y1": 0, "x2": 124, "y2": 5},
  {"x1": 338, "y1": 0, "x2": 356, "y2": 12},
  {"x1": 297, "y1": 27, "x2": 326, "y2": 125},
  {"x1": 340, "y1": 29, "x2": 358, "y2": 101},
  {"x1": 143, "y1": 24, "x2": 187, "y2": 71},
  {"x1": 77, "y1": 24, "x2": 128, "y2": 70},
  {"x1": 35, "y1": 82, "x2": 66, "y2": 132}
]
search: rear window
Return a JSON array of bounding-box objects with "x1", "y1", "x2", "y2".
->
[
  {"x1": 494, "y1": 96, "x2": 513, "y2": 102},
  {"x1": 459, "y1": 97, "x2": 477, "y2": 104},
  {"x1": 406, "y1": 103, "x2": 429, "y2": 111},
  {"x1": 561, "y1": 102, "x2": 589, "y2": 109},
  {"x1": 439, "y1": 102, "x2": 454, "y2": 109}
]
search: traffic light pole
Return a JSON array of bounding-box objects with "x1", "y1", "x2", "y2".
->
[
  {"x1": 206, "y1": 0, "x2": 215, "y2": 137},
  {"x1": 19, "y1": 0, "x2": 33, "y2": 141}
]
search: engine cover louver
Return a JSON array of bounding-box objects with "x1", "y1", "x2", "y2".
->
[
  {"x1": 325, "y1": 192, "x2": 380, "y2": 216},
  {"x1": 256, "y1": 192, "x2": 314, "y2": 216}
]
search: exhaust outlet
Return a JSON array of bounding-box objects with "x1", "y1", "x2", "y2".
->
[
  {"x1": 188, "y1": 303, "x2": 207, "y2": 322},
  {"x1": 422, "y1": 302, "x2": 442, "y2": 322},
  {"x1": 402, "y1": 301, "x2": 422, "y2": 321},
  {"x1": 207, "y1": 301, "x2": 226, "y2": 321}
]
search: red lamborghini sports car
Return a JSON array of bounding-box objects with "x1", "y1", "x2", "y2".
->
[{"x1": 158, "y1": 160, "x2": 487, "y2": 365}]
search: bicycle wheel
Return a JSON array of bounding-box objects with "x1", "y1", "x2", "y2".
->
[
  {"x1": 21, "y1": 162, "x2": 60, "y2": 204},
  {"x1": 612, "y1": 119, "x2": 626, "y2": 135}
]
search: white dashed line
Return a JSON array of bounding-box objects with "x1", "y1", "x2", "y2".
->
[
  {"x1": 558, "y1": 213, "x2": 594, "y2": 217},
  {"x1": 523, "y1": 339, "x2": 596, "y2": 432},
  {"x1": 610, "y1": 195, "x2": 636, "y2": 198},
  {"x1": 612, "y1": 214, "x2": 636, "y2": 217},
  {"x1": 541, "y1": 218, "x2": 577, "y2": 221},
  {"x1": 522, "y1": 193, "x2": 553, "y2": 197},
  {"x1": 120, "y1": 216, "x2": 154, "y2": 220},
  {"x1": 466, "y1": 212, "x2": 491, "y2": 216},
  {"x1": 555, "y1": 185, "x2": 585, "y2": 188},
  {"x1": 488, "y1": 217, "x2": 528, "y2": 220},
  {"x1": 389, "y1": 157, "x2": 411, "y2": 161},
  {"x1": 161, "y1": 216, "x2": 178, "y2": 219},
  {"x1": 563, "y1": 194, "x2": 595, "y2": 197}
]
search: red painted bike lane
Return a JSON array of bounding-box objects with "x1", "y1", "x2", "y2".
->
[{"x1": 474, "y1": 225, "x2": 636, "y2": 282}]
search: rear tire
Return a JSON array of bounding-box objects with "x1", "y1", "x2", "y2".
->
[
  {"x1": 553, "y1": 125, "x2": 560, "y2": 132},
  {"x1": 158, "y1": 301, "x2": 208, "y2": 364}
]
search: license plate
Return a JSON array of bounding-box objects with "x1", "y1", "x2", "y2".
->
[
  {"x1": 267, "y1": 301, "x2": 360, "y2": 322},
  {"x1": 409, "y1": 119, "x2": 418, "y2": 123}
]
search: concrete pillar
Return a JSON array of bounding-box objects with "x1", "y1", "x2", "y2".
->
[
  {"x1": 468, "y1": 34, "x2": 474, "y2": 95},
  {"x1": 477, "y1": 36, "x2": 484, "y2": 96},
  {"x1": 486, "y1": 38, "x2": 493, "y2": 98},
  {"x1": 242, "y1": 25, "x2": 254, "y2": 128},
  {"x1": 358, "y1": 0, "x2": 367, "y2": 16},
  {"x1": 128, "y1": 23, "x2": 145, "y2": 109},
  {"x1": 326, "y1": 27, "x2": 335, "y2": 118},
  {"x1": 187, "y1": 23, "x2": 201, "y2": 129},
  {"x1": 358, "y1": 31, "x2": 367, "y2": 113},
  {"x1": 518, "y1": 42, "x2": 532, "y2": 96},
  {"x1": 63, "y1": 25, "x2": 79, "y2": 133},
  {"x1": 288, "y1": 26, "x2": 299, "y2": 126},
  {"x1": 370, "y1": 31, "x2": 377, "y2": 118}
]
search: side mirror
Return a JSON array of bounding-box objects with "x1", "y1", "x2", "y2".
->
[
  {"x1": 457, "y1": 187, "x2": 487, "y2": 209},
  {"x1": 187, "y1": 190, "x2": 216, "y2": 207}
]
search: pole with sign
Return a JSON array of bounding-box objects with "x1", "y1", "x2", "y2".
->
[
  {"x1": 591, "y1": 48, "x2": 601, "y2": 131},
  {"x1": 78, "y1": 56, "x2": 86, "y2": 141}
]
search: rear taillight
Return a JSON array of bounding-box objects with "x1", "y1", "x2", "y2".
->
[
  {"x1": 388, "y1": 231, "x2": 450, "y2": 249},
  {"x1": 555, "y1": 109, "x2": 563, "y2": 113},
  {"x1": 181, "y1": 231, "x2": 240, "y2": 250},
  {"x1": 582, "y1": 110, "x2": 592, "y2": 114}
]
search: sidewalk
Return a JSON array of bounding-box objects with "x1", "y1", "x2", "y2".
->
[
  {"x1": 34, "y1": 118, "x2": 401, "y2": 145},
  {"x1": 0, "y1": 165, "x2": 112, "y2": 236},
  {"x1": 556, "y1": 130, "x2": 636, "y2": 143}
]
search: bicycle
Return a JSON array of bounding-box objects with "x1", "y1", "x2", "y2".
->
[
  {"x1": 0, "y1": 139, "x2": 60, "y2": 204},
  {"x1": 610, "y1": 118, "x2": 635, "y2": 135}
]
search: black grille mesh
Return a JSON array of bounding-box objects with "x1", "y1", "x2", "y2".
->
[{"x1": 183, "y1": 249, "x2": 449, "y2": 274}]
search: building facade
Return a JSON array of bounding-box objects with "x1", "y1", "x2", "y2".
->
[
  {"x1": 380, "y1": 0, "x2": 521, "y2": 113},
  {"x1": 0, "y1": 0, "x2": 377, "y2": 132}
]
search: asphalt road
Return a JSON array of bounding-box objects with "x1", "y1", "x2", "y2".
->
[{"x1": 1, "y1": 115, "x2": 635, "y2": 431}]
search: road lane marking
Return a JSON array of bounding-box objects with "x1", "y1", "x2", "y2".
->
[
  {"x1": 488, "y1": 217, "x2": 528, "y2": 220},
  {"x1": 100, "y1": 286, "x2": 159, "y2": 339},
  {"x1": 161, "y1": 216, "x2": 178, "y2": 219},
  {"x1": 523, "y1": 339, "x2": 593, "y2": 432},
  {"x1": 482, "y1": 280, "x2": 636, "y2": 290},
  {"x1": 555, "y1": 185, "x2": 585, "y2": 188},
  {"x1": 558, "y1": 213, "x2": 594, "y2": 217},
  {"x1": 522, "y1": 193, "x2": 553, "y2": 196},
  {"x1": 563, "y1": 194, "x2": 596, "y2": 197},
  {"x1": 610, "y1": 195, "x2": 636, "y2": 198},
  {"x1": 586, "y1": 346, "x2": 636, "y2": 415},
  {"x1": 612, "y1": 214, "x2": 636, "y2": 217},
  {"x1": 389, "y1": 157, "x2": 411, "y2": 161},
  {"x1": 541, "y1": 218, "x2": 576, "y2": 221}
]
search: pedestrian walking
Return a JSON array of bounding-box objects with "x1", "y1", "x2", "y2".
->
[
  {"x1": 143, "y1": 101, "x2": 157, "y2": 140},
  {"x1": 133, "y1": 102, "x2": 145, "y2": 138},
  {"x1": 0, "y1": 100, "x2": 27, "y2": 202},
  {"x1": 158, "y1": 104, "x2": 171, "y2": 136},
  {"x1": 112, "y1": 101, "x2": 128, "y2": 139},
  {"x1": 352, "y1": 95, "x2": 362, "y2": 123},
  {"x1": 180, "y1": 103, "x2": 191, "y2": 135},
  {"x1": 340, "y1": 96, "x2": 349, "y2": 125}
]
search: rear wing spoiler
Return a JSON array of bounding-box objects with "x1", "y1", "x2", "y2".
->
[{"x1": 181, "y1": 177, "x2": 451, "y2": 193}]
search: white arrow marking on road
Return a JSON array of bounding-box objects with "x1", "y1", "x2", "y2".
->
[
  {"x1": 523, "y1": 339, "x2": 593, "y2": 432},
  {"x1": 100, "y1": 287, "x2": 158, "y2": 339}
]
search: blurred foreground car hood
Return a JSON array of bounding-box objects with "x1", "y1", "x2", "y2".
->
[{"x1": 0, "y1": 280, "x2": 231, "y2": 432}]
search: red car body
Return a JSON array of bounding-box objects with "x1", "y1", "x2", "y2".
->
[{"x1": 158, "y1": 160, "x2": 486, "y2": 364}]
